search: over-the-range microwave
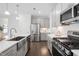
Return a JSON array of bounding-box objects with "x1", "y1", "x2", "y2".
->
[{"x1": 60, "y1": 3, "x2": 79, "y2": 25}]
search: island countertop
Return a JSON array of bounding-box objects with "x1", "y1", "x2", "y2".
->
[{"x1": 0, "y1": 40, "x2": 18, "y2": 54}]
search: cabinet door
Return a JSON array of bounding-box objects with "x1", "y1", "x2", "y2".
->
[
  {"x1": 56, "y1": 4, "x2": 61, "y2": 26},
  {"x1": 22, "y1": 46, "x2": 26, "y2": 56},
  {"x1": 41, "y1": 33, "x2": 48, "y2": 41},
  {"x1": 50, "y1": 42, "x2": 52, "y2": 55},
  {"x1": 17, "y1": 46, "x2": 25, "y2": 56},
  {"x1": 47, "y1": 39, "x2": 50, "y2": 49},
  {"x1": 47, "y1": 36, "x2": 53, "y2": 55},
  {"x1": 17, "y1": 45, "x2": 26, "y2": 56},
  {"x1": 25, "y1": 41, "x2": 28, "y2": 54},
  {"x1": 1, "y1": 44, "x2": 17, "y2": 56},
  {"x1": 62, "y1": 3, "x2": 74, "y2": 12},
  {"x1": 17, "y1": 48, "x2": 23, "y2": 56}
]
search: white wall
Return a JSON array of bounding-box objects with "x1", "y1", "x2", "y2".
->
[
  {"x1": 0, "y1": 15, "x2": 8, "y2": 26},
  {"x1": 8, "y1": 14, "x2": 31, "y2": 37},
  {"x1": 17, "y1": 14, "x2": 31, "y2": 36}
]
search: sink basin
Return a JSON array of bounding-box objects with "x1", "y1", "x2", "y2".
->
[{"x1": 8, "y1": 36, "x2": 25, "y2": 41}]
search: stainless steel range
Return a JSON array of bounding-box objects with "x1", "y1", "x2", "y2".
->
[
  {"x1": 52, "y1": 31, "x2": 79, "y2": 56},
  {"x1": 62, "y1": 31, "x2": 79, "y2": 49}
]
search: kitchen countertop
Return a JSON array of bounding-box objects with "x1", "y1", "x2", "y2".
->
[
  {"x1": 0, "y1": 34, "x2": 30, "y2": 55},
  {"x1": 48, "y1": 34, "x2": 67, "y2": 42},
  {"x1": 0, "y1": 40, "x2": 18, "y2": 54},
  {"x1": 71, "y1": 49, "x2": 79, "y2": 56},
  {"x1": 48, "y1": 34, "x2": 67, "y2": 39}
]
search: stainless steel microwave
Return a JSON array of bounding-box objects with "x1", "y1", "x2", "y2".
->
[
  {"x1": 73, "y1": 3, "x2": 79, "y2": 21},
  {"x1": 60, "y1": 3, "x2": 79, "y2": 25},
  {"x1": 60, "y1": 7, "x2": 74, "y2": 24},
  {"x1": 74, "y1": 4, "x2": 79, "y2": 17}
]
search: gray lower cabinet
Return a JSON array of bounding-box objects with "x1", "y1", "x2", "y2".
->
[
  {"x1": 41, "y1": 33, "x2": 48, "y2": 41},
  {"x1": 48, "y1": 38, "x2": 53, "y2": 55},
  {"x1": 22, "y1": 45, "x2": 26, "y2": 56},
  {"x1": 0, "y1": 37, "x2": 28, "y2": 56},
  {"x1": 14, "y1": 38, "x2": 28, "y2": 56},
  {"x1": 25, "y1": 40, "x2": 28, "y2": 54},
  {"x1": 0, "y1": 44, "x2": 17, "y2": 56},
  {"x1": 17, "y1": 38, "x2": 28, "y2": 56},
  {"x1": 17, "y1": 45, "x2": 25, "y2": 56}
]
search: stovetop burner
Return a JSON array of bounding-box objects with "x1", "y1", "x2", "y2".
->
[
  {"x1": 53, "y1": 31, "x2": 79, "y2": 50},
  {"x1": 57, "y1": 38, "x2": 79, "y2": 49},
  {"x1": 63, "y1": 42, "x2": 79, "y2": 49}
]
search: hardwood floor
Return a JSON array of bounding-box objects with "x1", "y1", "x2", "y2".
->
[{"x1": 26, "y1": 41, "x2": 51, "y2": 56}]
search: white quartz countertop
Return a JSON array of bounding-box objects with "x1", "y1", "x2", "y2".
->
[
  {"x1": 0, "y1": 34, "x2": 30, "y2": 54},
  {"x1": 0, "y1": 40, "x2": 18, "y2": 54},
  {"x1": 71, "y1": 49, "x2": 79, "y2": 56},
  {"x1": 48, "y1": 34, "x2": 67, "y2": 39}
]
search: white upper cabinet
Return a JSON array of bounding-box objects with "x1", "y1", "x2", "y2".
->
[
  {"x1": 61, "y1": 3, "x2": 74, "y2": 12},
  {"x1": 52, "y1": 9, "x2": 56, "y2": 27},
  {"x1": 51, "y1": 4, "x2": 61, "y2": 27},
  {"x1": 55, "y1": 4, "x2": 61, "y2": 26}
]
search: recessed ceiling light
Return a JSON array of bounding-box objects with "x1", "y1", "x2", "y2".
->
[
  {"x1": 38, "y1": 11, "x2": 41, "y2": 14},
  {"x1": 4, "y1": 11, "x2": 10, "y2": 15},
  {"x1": 14, "y1": 11, "x2": 17, "y2": 14}
]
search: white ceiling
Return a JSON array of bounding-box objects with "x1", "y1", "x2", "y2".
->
[{"x1": 0, "y1": 3, "x2": 57, "y2": 16}]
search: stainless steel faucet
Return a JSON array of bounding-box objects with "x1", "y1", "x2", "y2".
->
[{"x1": 10, "y1": 28, "x2": 17, "y2": 38}]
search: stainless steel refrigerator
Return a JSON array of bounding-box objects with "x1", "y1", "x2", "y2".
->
[{"x1": 30, "y1": 24, "x2": 40, "y2": 41}]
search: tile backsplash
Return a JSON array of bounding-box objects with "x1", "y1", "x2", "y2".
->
[{"x1": 62, "y1": 23, "x2": 79, "y2": 35}]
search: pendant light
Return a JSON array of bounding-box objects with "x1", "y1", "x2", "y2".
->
[
  {"x1": 4, "y1": 3, "x2": 10, "y2": 15},
  {"x1": 16, "y1": 4, "x2": 20, "y2": 20}
]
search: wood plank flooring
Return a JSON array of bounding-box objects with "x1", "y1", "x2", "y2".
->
[{"x1": 26, "y1": 41, "x2": 51, "y2": 56}]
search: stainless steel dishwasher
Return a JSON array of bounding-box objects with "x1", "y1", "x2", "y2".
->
[{"x1": 17, "y1": 38, "x2": 26, "y2": 56}]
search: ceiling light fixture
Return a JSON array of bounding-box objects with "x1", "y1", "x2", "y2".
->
[
  {"x1": 16, "y1": 4, "x2": 20, "y2": 20},
  {"x1": 5, "y1": 11, "x2": 10, "y2": 15},
  {"x1": 4, "y1": 3, "x2": 10, "y2": 15},
  {"x1": 38, "y1": 11, "x2": 41, "y2": 14}
]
